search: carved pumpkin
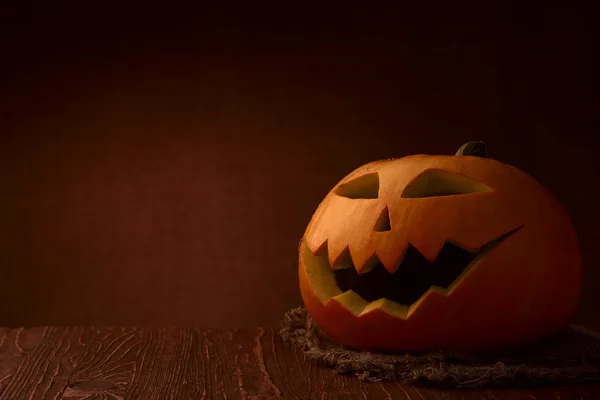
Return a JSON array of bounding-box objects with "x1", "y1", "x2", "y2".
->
[{"x1": 298, "y1": 141, "x2": 582, "y2": 353}]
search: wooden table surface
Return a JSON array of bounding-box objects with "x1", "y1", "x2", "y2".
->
[{"x1": 0, "y1": 327, "x2": 598, "y2": 399}]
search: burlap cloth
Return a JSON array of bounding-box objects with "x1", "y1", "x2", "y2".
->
[{"x1": 279, "y1": 307, "x2": 600, "y2": 388}]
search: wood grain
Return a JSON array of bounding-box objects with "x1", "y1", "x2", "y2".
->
[{"x1": 0, "y1": 327, "x2": 598, "y2": 399}]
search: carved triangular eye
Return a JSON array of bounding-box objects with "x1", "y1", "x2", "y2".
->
[
  {"x1": 335, "y1": 173, "x2": 379, "y2": 199},
  {"x1": 401, "y1": 169, "x2": 493, "y2": 198}
]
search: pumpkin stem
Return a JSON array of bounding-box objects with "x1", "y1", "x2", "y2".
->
[{"x1": 455, "y1": 141, "x2": 487, "y2": 157}]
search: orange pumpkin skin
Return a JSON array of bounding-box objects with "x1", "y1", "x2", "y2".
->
[{"x1": 299, "y1": 150, "x2": 582, "y2": 353}]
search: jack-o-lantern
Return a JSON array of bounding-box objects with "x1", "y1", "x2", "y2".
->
[{"x1": 298, "y1": 141, "x2": 582, "y2": 353}]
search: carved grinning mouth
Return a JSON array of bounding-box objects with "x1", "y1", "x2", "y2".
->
[{"x1": 332, "y1": 226, "x2": 522, "y2": 306}]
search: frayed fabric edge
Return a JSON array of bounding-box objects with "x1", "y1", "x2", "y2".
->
[{"x1": 279, "y1": 307, "x2": 600, "y2": 388}]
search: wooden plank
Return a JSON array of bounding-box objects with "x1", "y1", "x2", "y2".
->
[{"x1": 0, "y1": 327, "x2": 598, "y2": 399}]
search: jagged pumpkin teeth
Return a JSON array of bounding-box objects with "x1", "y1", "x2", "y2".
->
[{"x1": 298, "y1": 141, "x2": 583, "y2": 354}]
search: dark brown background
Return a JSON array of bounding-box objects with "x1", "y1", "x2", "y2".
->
[{"x1": 0, "y1": 4, "x2": 597, "y2": 328}]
